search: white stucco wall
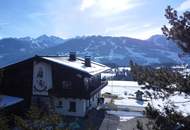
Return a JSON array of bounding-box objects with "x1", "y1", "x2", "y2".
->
[
  {"x1": 86, "y1": 92, "x2": 101, "y2": 111},
  {"x1": 54, "y1": 92, "x2": 101, "y2": 117},
  {"x1": 54, "y1": 98, "x2": 86, "y2": 117}
]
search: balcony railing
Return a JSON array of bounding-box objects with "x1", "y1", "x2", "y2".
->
[{"x1": 88, "y1": 80, "x2": 108, "y2": 97}]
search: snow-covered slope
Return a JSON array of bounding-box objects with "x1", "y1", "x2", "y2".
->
[
  {"x1": 0, "y1": 35, "x2": 188, "y2": 67},
  {"x1": 0, "y1": 35, "x2": 65, "y2": 67},
  {"x1": 43, "y1": 35, "x2": 185, "y2": 66}
]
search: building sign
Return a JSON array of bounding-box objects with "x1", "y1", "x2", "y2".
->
[{"x1": 33, "y1": 61, "x2": 52, "y2": 95}]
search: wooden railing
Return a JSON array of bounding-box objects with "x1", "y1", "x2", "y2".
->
[{"x1": 88, "y1": 80, "x2": 108, "y2": 96}]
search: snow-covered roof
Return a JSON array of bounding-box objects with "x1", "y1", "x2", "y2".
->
[
  {"x1": 42, "y1": 56, "x2": 110, "y2": 75},
  {"x1": 0, "y1": 95, "x2": 23, "y2": 108}
]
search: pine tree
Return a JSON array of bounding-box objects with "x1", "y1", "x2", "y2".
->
[
  {"x1": 136, "y1": 120, "x2": 143, "y2": 130},
  {"x1": 162, "y1": 6, "x2": 190, "y2": 53},
  {"x1": 0, "y1": 112, "x2": 9, "y2": 130},
  {"x1": 14, "y1": 105, "x2": 62, "y2": 129},
  {"x1": 0, "y1": 69, "x2": 3, "y2": 92}
]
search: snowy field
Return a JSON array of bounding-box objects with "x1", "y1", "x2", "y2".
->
[
  {"x1": 101, "y1": 81, "x2": 148, "y2": 108},
  {"x1": 101, "y1": 81, "x2": 147, "y2": 121},
  {"x1": 101, "y1": 73, "x2": 115, "y2": 79},
  {"x1": 107, "y1": 110, "x2": 143, "y2": 122},
  {"x1": 101, "y1": 80, "x2": 190, "y2": 119}
]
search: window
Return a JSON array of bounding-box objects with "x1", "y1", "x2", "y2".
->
[
  {"x1": 62, "y1": 81, "x2": 72, "y2": 89},
  {"x1": 69, "y1": 101, "x2": 76, "y2": 112},
  {"x1": 57, "y1": 100, "x2": 63, "y2": 108},
  {"x1": 58, "y1": 101, "x2": 62, "y2": 106},
  {"x1": 89, "y1": 100, "x2": 91, "y2": 107}
]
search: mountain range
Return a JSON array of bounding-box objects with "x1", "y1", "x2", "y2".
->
[{"x1": 0, "y1": 34, "x2": 188, "y2": 67}]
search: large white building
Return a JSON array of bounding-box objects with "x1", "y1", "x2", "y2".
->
[{"x1": 1, "y1": 52, "x2": 110, "y2": 117}]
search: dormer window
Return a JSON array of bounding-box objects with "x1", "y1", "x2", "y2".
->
[{"x1": 62, "y1": 81, "x2": 72, "y2": 89}]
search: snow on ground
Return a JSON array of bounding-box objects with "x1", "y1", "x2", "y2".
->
[
  {"x1": 107, "y1": 110, "x2": 143, "y2": 122},
  {"x1": 152, "y1": 92, "x2": 190, "y2": 116},
  {"x1": 179, "y1": 68, "x2": 190, "y2": 76},
  {"x1": 117, "y1": 67, "x2": 131, "y2": 71},
  {"x1": 101, "y1": 81, "x2": 148, "y2": 108},
  {"x1": 101, "y1": 73, "x2": 115, "y2": 79},
  {"x1": 115, "y1": 98, "x2": 148, "y2": 108},
  {"x1": 105, "y1": 81, "x2": 143, "y2": 88},
  {"x1": 102, "y1": 80, "x2": 190, "y2": 116},
  {"x1": 172, "y1": 65, "x2": 187, "y2": 69}
]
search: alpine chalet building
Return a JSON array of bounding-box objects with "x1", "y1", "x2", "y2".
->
[{"x1": 1, "y1": 52, "x2": 109, "y2": 117}]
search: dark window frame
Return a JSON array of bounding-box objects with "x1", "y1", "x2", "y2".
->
[
  {"x1": 57, "y1": 100, "x2": 63, "y2": 108},
  {"x1": 69, "y1": 101, "x2": 76, "y2": 112},
  {"x1": 62, "y1": 80, "x2": 72, "y2": 89}
]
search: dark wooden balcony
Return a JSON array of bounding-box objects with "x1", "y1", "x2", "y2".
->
[
  {"x1": 48, "y1": 79, "x2": 108, "y2": 99},
  {"x1": 88, "y1": 80, "x2": 108, "y2": 97}
]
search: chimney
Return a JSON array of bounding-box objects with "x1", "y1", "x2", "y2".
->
[
  {"x1": 85, "y1": 56, "x2": 91, "y2": 67},
  {"x1": 69, "y1": 52, "x2": 76, "y2": 61}
]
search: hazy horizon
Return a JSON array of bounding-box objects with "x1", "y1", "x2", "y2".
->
[{"x1": 0, "y1": 33, "x2": 165, "y2": 40}]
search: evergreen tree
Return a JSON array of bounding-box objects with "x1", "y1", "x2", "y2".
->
[
  {"x1": 162, "y1": 6, "x2": 190, "y2": 53},
  {"x1": 0, "y1": 112, "x2": 9, "y2": 130},
  {"x1": 132, "y1": 6, "x2": 190, "y2": 130},
  {"x1": 14, "y1": 105, "x2": 62, "y2": 129},
  {"x1": 0, "y1": 69, "x2": 3, "y2": 91},
  {"x1": 136, "y1": 120, "x2": 144, "y2": 130}
]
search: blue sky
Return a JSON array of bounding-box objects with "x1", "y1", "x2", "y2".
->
[{"x1": 0, "y1": 0, "x2": 189, "y2": 39}]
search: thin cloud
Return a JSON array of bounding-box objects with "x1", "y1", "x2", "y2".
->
[
  {"x1": 80, "y1": 0, "x2": 95, "y2": 11},
  {"x1": 0, "y1": 22, "x2": 9, "y2": 26},
  {"x1": 105, "y1": 24, "x2": 162, "y2": 40},
  {"x1": 143, "y1": 23, "x2": 152, "y2": 28},
  {"x1": 105, "y1": 24, "x2": 140, "y2": 33},
  {"x1": 80, "y1": 0, "x2": 143, "y2": 17},
  {"x1": 0, "y1": 22, "x2": 9, "y2": 30},
  {"x1": 28, "y1": 12, "x2": 50, "y2": 18},
  {"x1": 177, "y1": 0, "x2": 190, "y2": 11},
  {"x1": 135, "y1": 27, "x2": 162, "y2": 40}
]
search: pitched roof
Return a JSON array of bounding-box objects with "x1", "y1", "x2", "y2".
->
[
  {"x1": 41, "y1": 56, "x2": 110, "y2": 75},
  {"x1": 0, "y1": 95, "x2": 23, "y2": 108}
]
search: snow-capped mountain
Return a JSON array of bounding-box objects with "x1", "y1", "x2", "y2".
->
[
  {"x1": 0, "y1": 35, "x2": 65, "y2": 67},
  {"x1": 19, "y1": 34, "x2": 65, "y2": 48},
  {"x1": 0, "y1": 35, "x2": 188, "y2": 67},
  {"x1": 34, "y1": 35, "x2": 65, "y2": 48},
  {"x1": 42, "y1": 35, "x2": 185, "y2": 65}
]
